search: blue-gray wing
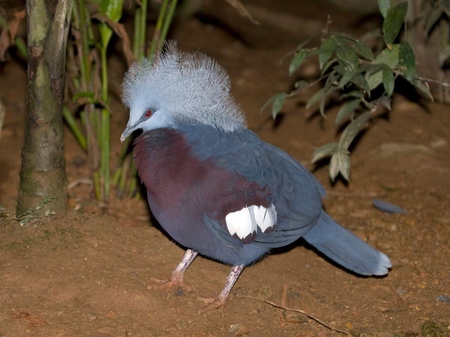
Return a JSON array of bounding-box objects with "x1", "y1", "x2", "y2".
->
[{"x1": 181, "y1": 124, "x2": 326, "y2": 248}]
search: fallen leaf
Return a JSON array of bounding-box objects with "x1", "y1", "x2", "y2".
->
[
  {"x1": 224, "y1": 0, "x2": 259, "y2": 24},
  {"x1": 92, "y1": 13, "x2": 136, "y2": 66},
  {"x1": 0, "y1": 10, "x2": 26, "y2": 61}
]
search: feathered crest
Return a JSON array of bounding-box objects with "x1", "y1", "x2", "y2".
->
[{"x1": 122, "y1": 41, "x2": 245, "y2": 132}]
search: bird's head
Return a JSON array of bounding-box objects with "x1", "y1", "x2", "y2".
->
[{"x1": 120, "y1": 42, "x2": 246, "y2": 142}]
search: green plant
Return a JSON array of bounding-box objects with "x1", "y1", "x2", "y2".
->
[
  {"x1": 264, "y1": 0, "x2": 436, "y2": 182},
  {"x1": 112, "y1": 0, "x2": 179, "y2": 199},
  {"x1": 0, "y1": 10, "x2": 27, "y2": 61},
  {"x1": 64, "y1": 0, "x2": 125, "y2": 201},
  {"x1": 64, "y1": 0, "x2": 178, "y2": 201}
]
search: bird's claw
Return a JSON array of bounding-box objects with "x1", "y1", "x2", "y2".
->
[
  {"x1": 197, "y1": 295, "x2": 227, "y2": 314},
  {"x1": 148, "y1": 271, "x2": 192, "y2": 292}
]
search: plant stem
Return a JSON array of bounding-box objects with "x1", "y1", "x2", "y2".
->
[
  {"x1": 159, "y1": 0, "x2": 178, "y2": 49},
  {"x1": 148, "y1": 0, "x2": 169, "y2": 57},
  {"x1": 63, "y1": 107, "x2": 87, "y2": 149},
  {"x1": 100, "y1": 46, "x2": 110, "y2": 200},
  {"x1": 138, "y1": 0, "x2": 148, "y2": 59},
  {"x1": 133, "y1": 8, "x2": 142, "y2": 58}
]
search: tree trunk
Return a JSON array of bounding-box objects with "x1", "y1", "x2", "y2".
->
[{"x1": 17, "y1": 0, "x2": 73, "y2": 217}]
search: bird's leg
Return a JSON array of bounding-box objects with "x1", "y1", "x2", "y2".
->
[
  {"x1": 198, "y1": 264, "x2": 244, "y2": 313},
  {"x1": 150, "y1": 249, "x2": 198, "y2": 291}
]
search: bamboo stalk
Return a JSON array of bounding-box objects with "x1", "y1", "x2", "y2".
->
[
  {"x1": 133, "y1": 8, "x2": 142, "y2": 57},
  {"x1": 159, "y1": 0, "x2": 178, "y2": 50},
  {"x1": 148, "y1": 0, "x2": 169, "y2": 58}
]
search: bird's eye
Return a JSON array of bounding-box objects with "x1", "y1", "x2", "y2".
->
[{"x1": 145, "y1": 109, "x2": 153, "y2": 118}]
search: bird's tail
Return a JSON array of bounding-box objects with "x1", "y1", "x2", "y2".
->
[{"x1": 303, "y1": 211, "x2": 391, "y2": 276}]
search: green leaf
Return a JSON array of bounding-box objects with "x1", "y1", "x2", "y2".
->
[
  {"x1": 289, "y1": 50, "x2": 308, "y2": 75},
  {"x1": 380, "y1": 96, "x2": 392, "y2": 110},
  {"x1": 329, "y1": 32, "x2": 358, "y2": 42},
  {"x1": 271, "y1": 93, "x2": 287, "y2": 118},
  {"x1": 333, "y1": 65, "x2": 370, "y2": 92},
  {"x1": 311, "y1": 142, "x2": 338, "y2": 163},
  {"x1": 383, "y1": 2, "x2": 408, "y2": 49},
  {"x1": 413, "y1": 80, "x2": 433, "y2": 101},
  {"x1": 329, "y1": 153, "x2": 340, "y2": 182},
  {"x1": 294, "y1": 35, "x2": 315, "y2": 51},
  {"x1": 399, "y1": 41, "x2": 416, "y2": 82},
  {"x1": 321, "y1": 57, "x2": 338, "y2": 75},
  {"x1": 443, "y1": 0, "x2": 450, "y2": 11},
  {"x1": 338, "y1": 67, "x2": 357, "y2": 89},
  {"x1": 336, "y1": 99, "x2": 361, "y2": 124},
  {"x1": 99, "y1": 0, "x2": 124, "y2": 47},
  {"x1": 351, "y1": 74, "x2": 371, "y2": 92},
  {"x1": 336, "y1": 45, "x2": 358, "y2": 69},
  {"x1": 73, "y1": 91, "x2": 96, "y2": 102},
  {"x1": 359, "y1": 63, "x2": 385, "y2": 75},
  {"x1": 425, "y1": 6, "x2": 444, "y2": 35},
  {"x1": 356, "y1": 64, "x2": 385, "y2": 90},
  {"x1": 369, "y1": 45, "x2": 400, "y2": 90},
  {"x1": 261, "y1": 93, "x2": 287, "y2": 118},
  {"x1": 368, "y1": 71, "x2": 382, "y2": 90},
  {"x1": 319, "y1": 84, "x2": 338, "y2": 117},
  {"x1": 353, "y1": 40, "x2": 374, "y2": 60},
  {"x1": 319, "y1": 38, "x2": 338, "y2": 69},
  {"x1": 294, "y1": 80, "x2": 309, "y2": 89},
  {"x1": 382, "y1": 66, "x2": 395, "y2": 97},
  {"x1": 375, "y1": 45, "x2": 400, "y2": 67},
  {"x1": 0, "y1": 13, "x2": 7, "y2": 29},
  {"x1": 14, "y1": 37, "x2": 28, "y2": 59},
  {"x1": 378, "y1": 0, "x2": 391, "y2": 18},
  {"x1": 338, "y1": 151, "x2": 351, "y2": 181},
  {"x1": 100, "y1": 0, "x2": 124, "y2": 21},
  {"x1": 329, "y1": 151, "x2": 351, "y2": 182},
  {"x1": 306, "y1": 87, "x2": 326, "y2": 109},
  {"x1": 439, "y1": 45, "x2": 450, "y2": 66},
  {"x1": 339, "y1": 111, "x2": 371, "y2": 150},
  {"x1": 340, "y1": 90, "x2": 364, "y2": 100}
]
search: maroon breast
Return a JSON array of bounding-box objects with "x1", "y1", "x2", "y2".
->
[{"x1": 133, "y1": 128, "x2": 270, "y2": 237}]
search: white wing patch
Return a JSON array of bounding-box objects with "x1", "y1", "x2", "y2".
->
[
  {"x1": 253, "y1": 205, "x2": 277, "y2": 233},
  {"x1": 225, "y1": 204, "x2": 277, "y2": 242}
]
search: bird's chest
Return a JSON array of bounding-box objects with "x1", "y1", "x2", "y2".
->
[
  {"x1": 134, "y1": 129, "x2": 205, "y2": 217},
  {"x1": 133, "y1": 128, "x2": 267, "y2": 222}
]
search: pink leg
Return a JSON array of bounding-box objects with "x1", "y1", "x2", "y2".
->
[
  {"x1": 150, "y1": 249, "x2": 198, "y2": 291},
  {"x1": 198, "y1": 264, "x2": 244, "y2": 313}
]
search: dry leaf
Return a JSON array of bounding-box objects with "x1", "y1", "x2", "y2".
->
[
  {"x1": 0, "y1": 10, "x2": 26, "y2": 61},
  {"x1": 92, "y1": 13, "x2": 136, "y2": 66},
  {"x1": 10, "y1": 309, "x2": 49, "y2": 328},
  {"x1": 224, "y1": 0, "x2": 259, "y2": 25}
]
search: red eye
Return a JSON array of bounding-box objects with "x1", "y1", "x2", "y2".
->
[{"x1": 145, "y1": 109, "x2": 153, "y2": 117}]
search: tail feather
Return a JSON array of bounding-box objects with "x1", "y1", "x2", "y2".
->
[{"x1": 303, "y1": 211, "x2": 392, "y2": 276}]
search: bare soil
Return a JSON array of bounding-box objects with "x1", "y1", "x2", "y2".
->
[{"x1": 1, "y1": 1, "x2": 450, "y2": 336}]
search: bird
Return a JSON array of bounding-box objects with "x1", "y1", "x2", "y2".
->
[{"x1": 120, "y1": 42, "x2": 392, "y2": 312}]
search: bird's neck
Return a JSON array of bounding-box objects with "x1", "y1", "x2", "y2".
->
[{"x1": 133, "y1": 127, "x2": 206, "y2": 207}]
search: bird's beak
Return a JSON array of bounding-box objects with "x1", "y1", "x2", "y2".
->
[{"x1": 120, "y1": 122, "x2": 137, "y2": 142}]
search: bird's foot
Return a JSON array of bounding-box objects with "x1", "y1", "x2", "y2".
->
[
  {"x1": 197, "y1": 295, "x2": 228, "y2": 314},
  {"x1": 149, "y1": 271, "x2": 192, "y2": 292}
]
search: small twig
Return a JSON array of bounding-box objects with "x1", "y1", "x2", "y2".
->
[
  {"x1": 415, "y1": 76, "x2": 450, "y2": 88},
  {"x1": 287, "y1": 73, "x2": 330, "y2": 98},
  {"x1": 281, "y1": 284, "x2": 288, "y2": 307},
  {"x1": 325, "y1": 190, "x2": 381, "y2": 198},
  {"x1": 68, "y1": 178, "x2": 93, "y2": 190},
  {"x1": 239, "y1": 295, "x2": 350, "y2": 335}
]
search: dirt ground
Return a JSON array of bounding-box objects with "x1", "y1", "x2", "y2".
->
[{"x1": 1, "y1": 1, "x2": 450, "y2": 336}]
